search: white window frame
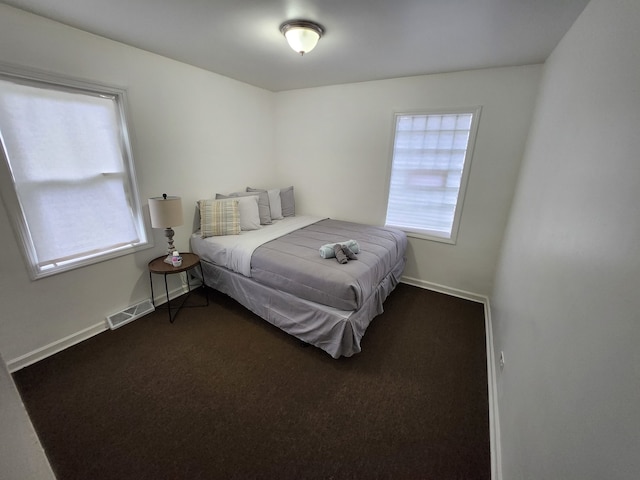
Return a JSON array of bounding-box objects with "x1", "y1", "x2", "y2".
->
[
  {"x1": 384, "y1": 106, "x2": 481, "y2": 244},
  {"x1": 0, "y1": 64, "x2": 150, "y2": 279}
]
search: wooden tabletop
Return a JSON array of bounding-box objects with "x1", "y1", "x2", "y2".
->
[{"x1": 148, "y1": 252, "x2": 201, "y2": 274}]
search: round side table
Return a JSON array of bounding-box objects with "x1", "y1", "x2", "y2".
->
[{"x1": 148, "y1": 252, "x2": 208, "y2": 322}]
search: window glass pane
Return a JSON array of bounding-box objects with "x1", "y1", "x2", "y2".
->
[
  {"x1": 456, "y1": 114, "x2": 473, "y2": 129},
  {"x1": 440, "y1": 115, "x2": 458, "y2": 130},
  {"x1": 446, "y1": 171, "x2": 463, "y2": 188}
]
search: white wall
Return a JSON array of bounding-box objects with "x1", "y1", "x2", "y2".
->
[
  {"x1": 275, "y1": 66, "x2": 541, "y2": 296},
  {"x1": 0, "y1": 5, "x2": 276, "y2": 365},
  {"x1": 0, "y1": 2, "x2": 543, "y2": 366},
  {"x1": 491, "y1": 0, "x2": 640, "y2": 478}
]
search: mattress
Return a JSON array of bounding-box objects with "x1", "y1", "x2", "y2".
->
[{"x1": 191, "y1": 217, "x2": 407, "y2": 311}]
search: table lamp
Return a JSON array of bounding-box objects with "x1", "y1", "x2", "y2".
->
[{"x1": 148, "y1": 193, "x2": 184, "y2": 264}]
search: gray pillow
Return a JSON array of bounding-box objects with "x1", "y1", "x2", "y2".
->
[
  {"x1": 247, "y1": 187, "x2": 283, "y2": 220},
  {"x1": 280, "y1": 186, "x2": 295, "y2": 217},
  {"x1": 216, "y1": 191, "x2": 272, "y2": 225}
]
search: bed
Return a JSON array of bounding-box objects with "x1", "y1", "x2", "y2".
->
[{"x1": 190, "y1": 214, "x2": 407, "y2": 358}]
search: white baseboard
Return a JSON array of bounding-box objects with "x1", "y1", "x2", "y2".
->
[
  {"x1": 6, "y1": 285, "x2": 188, "y2": 373},
  {"x1": 400, "y1": 276, "x2": 502, "y2": 480},
  {"x1": 483, "y1": 299, "x2": 502, "y2": 480},
  {"x1": 401, "y1": 276, "x2": 487, "y2": 304},
  {"x1": 7, "y1": 321, "x2": 108, "y2": 373}
]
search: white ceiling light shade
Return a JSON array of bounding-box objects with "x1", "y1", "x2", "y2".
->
[{"x1": 280, "y1": 20, "x2": 324, "y2": 56}]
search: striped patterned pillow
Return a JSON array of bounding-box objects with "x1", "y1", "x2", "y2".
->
[{"x1": 199, "y1": 198, "x2": 240, "y2": 237}]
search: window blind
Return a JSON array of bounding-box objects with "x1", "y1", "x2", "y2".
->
[
  {"x1": 0, "y1": 74, "x2": 148, "y2": 278},
  {"x1": 385, "y1": 110, "x2": 479, "y2": 242}
]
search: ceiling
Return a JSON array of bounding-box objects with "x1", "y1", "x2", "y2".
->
[{"x1": 1, "y1": 0, "x2": 590, "y2": 92}]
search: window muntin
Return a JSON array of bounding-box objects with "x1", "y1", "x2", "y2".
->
[
  {"x1": 385, "y1": 107, "x2": 480, "y2": 244},
  {"x1": 0, "y1": 68, "x2": 149, "y2": 279}
]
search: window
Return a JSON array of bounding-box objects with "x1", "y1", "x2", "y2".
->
[
  {"x1": 384, "y1": 107, "x2": 480, "y2": 243},
  {"x1": 0, "y1": 66, "x2": 149, "y2": 279}
]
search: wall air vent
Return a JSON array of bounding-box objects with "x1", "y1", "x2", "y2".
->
[{"x1": 106, "y1": 299, "x2": 154, "y2": 330}]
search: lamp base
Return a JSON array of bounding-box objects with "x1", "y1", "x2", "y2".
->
[{"x1": 163, "y1": 227, "x2": 176, "y2": 264}]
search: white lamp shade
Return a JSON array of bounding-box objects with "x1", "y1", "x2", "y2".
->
[
  {"x1": 148, "y1": 196, "x2": 184, "y2": 228},
  {"x1": 284, "y1": 27, "x2": 320, "y2": 54}
]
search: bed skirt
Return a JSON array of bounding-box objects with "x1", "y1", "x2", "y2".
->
[{"x1": 197, "y1": 256, "x2": 405, "y2": 358}]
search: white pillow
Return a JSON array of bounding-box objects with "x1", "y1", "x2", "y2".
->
[
  {"x1": 235, "y1": 195, "x2": 261, "y2": 231},
  {"x1": 267, "y1": 188, "x2": 283, "y2": 220}
]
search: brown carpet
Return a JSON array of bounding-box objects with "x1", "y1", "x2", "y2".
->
[{"x1": 13, "y1": 283, "x2": 490, "y2": 480}]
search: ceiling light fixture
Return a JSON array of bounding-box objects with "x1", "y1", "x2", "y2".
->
[{"x1": 280, "y1": 20, "x2": 324, "y2": 56}]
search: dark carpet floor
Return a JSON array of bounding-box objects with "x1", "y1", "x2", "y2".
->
[{"x1": 13, "y1": 283, "x2": 490, "y2": 480}]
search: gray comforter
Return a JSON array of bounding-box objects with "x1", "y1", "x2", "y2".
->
[{"x1": 250, "y1": 219, "x2": 407, "y2": 311}]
